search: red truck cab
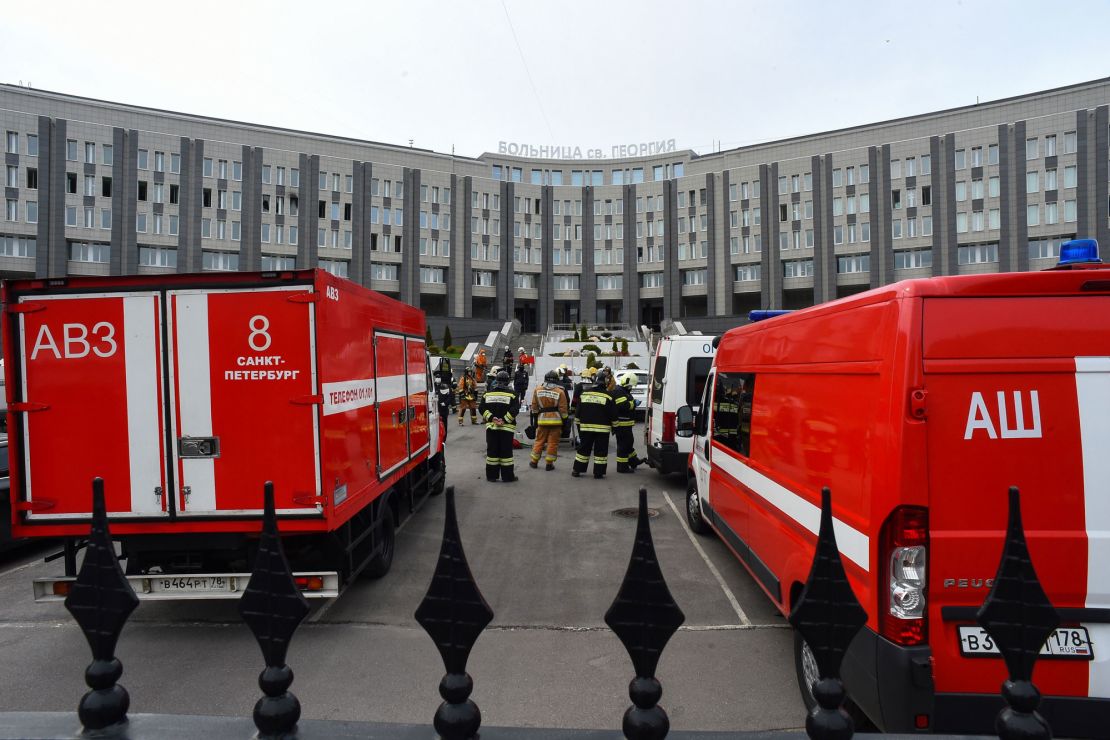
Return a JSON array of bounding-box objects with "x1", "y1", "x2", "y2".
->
[{"x1": 681, "y1": 242, "x2": 1109, "y2": 735}]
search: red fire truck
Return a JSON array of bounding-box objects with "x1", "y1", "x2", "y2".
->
[
  {"x1": 2, "y1": 269, "x2": 445, "y2": 600},
  {"x1": 680, "y1": 240, "x2": 1109, "y2": 735}
]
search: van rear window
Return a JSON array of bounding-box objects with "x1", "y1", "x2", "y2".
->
[
  {"x1": 713, "y1": 372, "x2": 755, "y2": 457},
  {"x1": 687, "y1": 357, "x2": 712, "y2": 406},
  {"x1": 651, "y1": 355, "x2": 667, "y2": 403}
]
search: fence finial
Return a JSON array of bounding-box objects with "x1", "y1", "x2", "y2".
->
[
  {"x1": 788, "y1": 487, "x2": 867, "y2": 740},
  {"x1": 605, "y1": 487, "x2": 686, "y2": 740},
  {"x1": 240, "y1": 481, "x2": 310, "y2": 739},
  {"x1": 416, "y1": 486, "x2": 493, "y2": 740},
  {"x1": 977, "y1": 486, "x2": 1058, "y2": 740},
  {"x1": 65, "y1": 477, "x2": 139, "y2": 732}
]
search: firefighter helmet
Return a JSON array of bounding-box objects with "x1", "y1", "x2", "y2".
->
[
  {"x1": 495, "y1": 370, "x2": 511, "y2": 388},
  {"x1": 595, "y1": 367, "x2": 613, "y2": 388},
  {"x1": 544, "y1": 370, "x2": 559, "y2": 383},
  {"x1": 618, "y1": 370, "x2": 637, "y2": 388}
]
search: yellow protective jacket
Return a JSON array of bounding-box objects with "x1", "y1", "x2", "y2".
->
[{"x1": 530, "y1": 383, "x2": 569, "y2": 426}]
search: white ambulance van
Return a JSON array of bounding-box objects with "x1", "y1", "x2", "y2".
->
[{"x1": 644, "y1": 335, "x2": 715, "y2": 474}]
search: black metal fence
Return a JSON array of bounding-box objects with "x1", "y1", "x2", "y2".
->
[{"x1": 0, "y1": 479, "x2": 1075, "y2": 739}]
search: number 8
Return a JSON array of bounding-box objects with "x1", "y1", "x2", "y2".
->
[{"x1": 248, "y1": 315, "x2": 271, "y2": 351}]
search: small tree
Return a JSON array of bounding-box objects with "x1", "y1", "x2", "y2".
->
[
  {"x1": 620, "y1": 338, "x2": 629, "y2": 355},
  {"x1": 611, "y1": 339, "x2": 618, "y2": 354},
  {"x1": 580, "y1": 325, "x2": 589, "y2": 342},
  {"x1": 586, "y1": 351, "x2": 598, "y2": 369},
  {"x1": 425, "y1": 327, "x2": 433, "y2": 344},
  {"x1": 442, "y1": 325, "x2": 453, "y2": 349},
  {"x1": 570, "y1": 322, "x2": 577, "y2": 338}
]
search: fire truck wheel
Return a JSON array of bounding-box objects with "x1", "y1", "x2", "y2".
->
[
  {"x1": 685, "y1": 479, "x2": 711, "y2": 535},
  {"x1": 364, "y1": 506, "x2": 396, "y2": 579},
  {"x1": 793, "y1": 630, "x2": 820, "y2": 713},
  {"x1": 429, "y1": 454, "x2": 446, "y2": 497}
]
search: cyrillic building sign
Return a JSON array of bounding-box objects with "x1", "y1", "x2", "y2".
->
[{"x1": 497, "y1": 140, "x2": 677, "y2": 160}]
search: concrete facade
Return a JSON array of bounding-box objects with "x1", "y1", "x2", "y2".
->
[{"x1": 2, "y1": 80, "x2": 1109, "y2": 333}]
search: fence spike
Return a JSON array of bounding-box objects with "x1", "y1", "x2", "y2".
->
[
  {"x1": 788, "y1": 487, "x2": 867, "y2": 740},
  {"x1": 239, "y1": 481, "x2": 310, "y2": 739},
  {"x1": 65, "y1": 477, "x2": 139, "y2": 732},
  {"x1": 415, "y1": 486, "x2": 493, "y2": 740},
  {"x1": 976, "y1": 487, "x2": 1058, "y2": 740},
  {"x1": 605, "y1": 487, "x2": 686, "y2": 740}
]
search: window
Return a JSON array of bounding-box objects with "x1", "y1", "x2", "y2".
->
[
  {"x1": 139, "y1": 247, "x2": 178, "y2": 268},
  {"x1": 891, "y1": 220, "x2": 902, "y2": 239},
  {"x1": 1045, "y1": 169, "x2": 1057, "y2": 191},
  {"x1": 711, "y1": 372, "x2": 755, "y2": 457},
  {"x1": 99, "y1": 208, "x2": 110, "y2": 229},
  {"x1": 66, "y1": 139, "x2": 78, "y2": 161},
  {"x1": 69, "y1": 241, "x2": 109, "y2": 263},
  {"x1": 170, "y1": 153, "x2": 181, "y2": 174},
  {"x1": 152, "y1": 182, "x2": 164, "y2": 203},
  {"x1": 1064, "y1": 165, "x2": 1077, "y2": 188},
  {"x1": 838, "y1": 254, "x2": 870, "y2": 273},
  {"x1": 372, "y1": 264, "x2": 399, "y2": 281},
  {"x1": 202, "y1": 250, "x2": 239, "y2": 271},
  {"x1": 262, "y1": 255, "x2": 296, "y2": 271},
  {"x1": 988, "y1": 145, "x2": 999, "y2": 165},
  {"x1": 1045, "y1": 135, "x2": 1057, "y2": 157},
  {"x1": 922, "y1": 215, "x2": 932, "y2": 236},
  {"x1": 1028, "y1": 236, "x2": 1073, "y2": 260},
  {"x1": 4, "y1": 166, "x2": 14, "y2": 188},
  {"x1": 958, "y1": 243, "x2": 998, "y2": 265},
  {"x1": 231, "y1": 191, "x2": 242, "y2": 211},
  {"x1": 26, "y1": 201, "x2": 37, "y2": 223},
  {"x1": 1064, "y1": 131, "x2": 1077, "y2": 154},
  {"x1": 137, "y1": 149, "x2": 149, "y2": 170},
  {"x1": 889, "y1": 191, "x2": 900, "y2": 210},
  {"x1": 84, "y1": 142, "x2": 96, "y2": 164},
  {"x1": 262, "y1": 165, "x2": 271, "y2": 184},
  {"x1": 1065, "y1": 199, "x2": 1077, "y2": 222},
  {"x1": 970, "y1": 147, "x2": 982, "y2": 167},
  {"x1": 1026, "y1": 204, "x2": 1040, "y2": 226},
  {"x1": 894, "y1": 249, "x2": 933, "y2": 269},
  {"x1": 955, "y1": 181, "x2": 967, "y2": 201},
  {"x1": 154, "y1": 151, "x2": 165, "y2": 172},
  {"x1": 5, "y1": 132, "x2": 18, "y2": 154},
  {"x1": 0, "y1": 235, "x2": 36, "y2": 257},
  {"x1": 804, "y1": 172, "x2": 813, "y2": 191},
  {"x1": 832, "y1": 168, "x2": 843, "y2": 187},
  {"x1": 1026, "y1": 171, "x2": 1038, "y2": 194},
  {"x1": 904, "y1": 189, "x2": 915, "y2": 209},
  {"x1": 860, "y1": 193, "x2": 870, "y2": 213},
  {"x1": 66, "y1": 172, "x2": 77, "y2": 194},
  {"x1": 921, "y1": 186, "x2": 931, "y2": 206},
  {"x1": 890, "y1": 159, "x2": 901, "y2": 179},
  {"x1": 989, "y1": 208, "x2": 1000, "y2": 229},
  {"x1": 954, "y1": 149, "x2": 965, "y2": 170},
  {"x1": 1045, "y1": 202, "x2": 1059, "y2": 224},
  {"x1": 956, "y1": 212, "x2": 968, "y2": 233},
  {"x1": 778, "y1": 176, "x2": 787, "y2": 195},
  {"x1": 988, "y1": 176, "x2": 1000, "y2": 198},
  {"x1": 26, "y1": 134, "x2": 37, "y2": 156},
  {"x1": 1026, "y1": 138, "x2": 1038, "y2": 160},
  {"x1": 203, "y1": 158, "x2": 213, "y2": 178},
  {"x1": 136, "y1": 212, "x2": 147, "y2": 233},
  {"x1": 735, "y1": 264, "x2": 761, "y2": 282},
  {"x1": 84, "y1": 207, "x2": 95, "y2": 229},
  {"x1": 6, "y1": 199, "x2": 18, "y2": 221},
  {"x1": 971, "y1": 179, "x2": 983, "y2": 199},
  {"x1": 859, "y1": 165, "x2": 869, "y2": 183},
  {"x1": 681, "y1": 269, "x2": 706, "y2": 286},
  {"x1": 791, "y1": 174, "x2": 800, "y2": 193},
  {"x1": 846, "y1": 167, "x2": 855, "y2": 185},
  {"x1": 201, "y1": 218, "x2": 211, "y2": 238},
  {"x1": 233, "y1": 161, "x2": 243, "y2": 181},
  {"x1": 597, "y1": 274, "x2": 623, "y2": 290},
  {"x1": 782, "y1": 259, "x2": 813, "y2": 278},
  {"x1": 972, "y1": 210, "x2": 984, "y2": 232},
  {"x1": 641, "y1": 272, "x2": 664, "y2": 289}
]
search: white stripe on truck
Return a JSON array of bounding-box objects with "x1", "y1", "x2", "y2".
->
[
  {"x1": 175, "y1": 294, "x2": 216, "y2": 512},
  {"x1": 1075, "y1": 356, "x2": 1110, "y2": 698},
  {"x1": 321, "y1": 379, "x2": 376, "y2": 416},
  {"x1": 714, "y1": 451, "x2": 870, "y2": 572},
  {"x1": 123, "y1": 296, "x2": 164, "y2": 514},
  {"x1": 376, "y1": 374, "x2": 408, "y2": 403}
]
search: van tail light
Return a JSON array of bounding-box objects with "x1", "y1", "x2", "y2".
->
[
  {"x1": 880, "y1": 505, "x2": 928, "y2": 646},
  {"x1": 662, "y1": 411, "x2": 676, "y2": 443}
]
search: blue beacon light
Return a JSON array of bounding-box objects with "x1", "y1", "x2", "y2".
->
[{"x1": 1057, "y1": 238, "x2": 1101, "y2": 266}]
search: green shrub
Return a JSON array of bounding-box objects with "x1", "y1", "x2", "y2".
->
[
  {"x1": 428, "y1": 344, "x2": 442, "y2": 354},
  {"x1": 620, "y1": 338, "x2": 629, "y2": 354},
  {"x1": 626, "y1": 361, "x2": 640, "y2": 369},
  {"x1": 579, "y1": 326, "x2": 588, "y2": 342},
  {"x1": 582, "y1": 343, "x2": 602, "y2": 354},
  {"x1": 585, "y1": 352, "x2": 598, "y2": 369},
  {"x1": 442, "y1": 325, "x2": 453, "y2": 348},
  {"x1": 611, "y1": 339, "x2": 618, "y2": 352},
  {"x1": 601, "y1": 331, "x2": 612, "y2": 339}
]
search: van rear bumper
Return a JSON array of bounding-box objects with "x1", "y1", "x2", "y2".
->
[
  {"x1": 841, "y1": 627, "x2": 933, "y2": 732},
  {"x1": 646, "y1": 443, "x2": 685, "y2": 474},
  {"x1": 933, "y1": 693, "x2": 1110, "y2": 738}
]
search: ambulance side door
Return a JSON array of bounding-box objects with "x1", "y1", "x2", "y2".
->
[{"x1": 690, "y1": 369, "x2": 714, "y2": 500}]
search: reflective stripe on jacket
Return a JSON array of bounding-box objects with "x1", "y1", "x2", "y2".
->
[
  {"x1": 576, "y1": 387, "x2": 616, "y2": 433},
  {"x1": 480, "y1": 389, "x2": 520, "y2": 432},
  {"x1": 612, "y1": 386, "x2": 636, "y2": 427},
  {"x1": 531, "y1": 384, "x2": 568, "y2": 426}
]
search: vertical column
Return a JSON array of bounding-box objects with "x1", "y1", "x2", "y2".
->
[
  {"x1": 715, "y1": 171, "x2": 729, "y2": 316},
  {"x1": 35, "y1": 116, "x2": 55, "y2": 278},
  {"x1": 997, "y1": 124, "x2": 1015, "y2": 273},
  {"x1": 462, "y1": 176, "x2": 473, "y2": 318},
  {"x1": 177, "y1": 137, "x2": 196, "y2": 274},
  {"x1": 401, "y1": 168, "x2": 420, "y2": 307},
  {"x1": 812, "y1": 154, "x2": 833, "y2": 304},
  {"x1": 705, "y1": 173, "x2": 719, "y2": 316},
  {"x1": 46, "y1": 119, "x2": 69, "y2": 278},
  {"x1": 760, "y1": 163, "x2": 780, "y2": 310},
  {"x1": 240, "y1": 146, "x2": 263, "y2": 272},
  {"x1": 1077, "y1": 109, "x2": 1092, "y2": 241},
  {"x1": 538, "y1": 185, "x2": 553, "y2": 330},
  {"x1": 447, "y1": 173, "x2": 461, "y2": 317},
  {"x1": 109, "y1": 128, "x2": 126, "y2": 274},
  {"x1": 927, "y1": 136, "x2": 943, "y2": 277},
  {"x1": 497, "y1": 180, "x2": 514, "y2": 320},
  {"x1": 183, "y1": 139, "x2": 205, "y2": 272},
  {"x1": 622, "y1": 183, "x2": 639, "y2": 325},
  {"x1": 939, "y1": 133, "x2": 958, "y2": 276},
  {"x1": 1096, "y1": 106, "x2": 1109, "y2": 250},
  {"x1": 1011, "y1": 123, "x2": 1028, "y2": 274},
  {"x1": 297, "y1": 154, "x2": 318, "y2": 269},
  {"x1": 120, "y1": 130, "x2": 140, "y2": 275},
  {"x1": 581, "y1": 186, "x2": 596, "y2": 324},
  {"x1": 350, "y1": 160, "x2": 367, "y2": 286},
  {"x1": 874, "y1": 145, "x2": 891, "y2": 289},
  {"x1": 662, "y1": 180, "x2": 680, "y2": 318}
]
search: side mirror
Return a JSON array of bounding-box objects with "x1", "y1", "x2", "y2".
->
[{"x1": 675, "y1": 405, "x2": 695, "y2": 437}]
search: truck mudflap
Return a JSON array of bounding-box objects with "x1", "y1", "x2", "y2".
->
[{"x1": 32, "y1": 571, "x2": 340, "y2": 602}]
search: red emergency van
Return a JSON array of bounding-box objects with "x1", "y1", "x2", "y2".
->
[
  {"x1": 2, "y1": 269, "x2": 445, "y2": 600},
  {"x1": 679, "y1": 246, "x2": 1109, "y2": 735}
]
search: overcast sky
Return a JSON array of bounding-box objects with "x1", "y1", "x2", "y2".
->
[{"x1": 3, "y1": 0, "x2": 1109, "y2": 158}]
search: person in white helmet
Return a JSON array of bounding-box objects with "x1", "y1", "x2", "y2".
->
[{"x1": 612, "y1": 370, "x2": 643, "y2": 473}]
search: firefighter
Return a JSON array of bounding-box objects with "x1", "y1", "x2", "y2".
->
[
  {"x1": 474, "y1": 349, "x2": 488, "y2": 383},
  {"x1": 513, "y1": 364, "x2": 529, "y2": 405},
  {"x1": 612, "y1": 370, "x2": 643, "y2": 473},
  {"x1": 502, "y1": 348, "x2": 515, "y2": 374},
  {"x1": 457, "y1": 369, "x2": 480, "y2": 425},
  {"x1": 436, "y1": 381, "x2": 453, "y2": 439},
  {"x1": 572, "y1": 367, "x2": 617, "y2": 479},
  {"x1": 480, "y1": 370, "x2": 519, "y2": 482},
  {"x1": 529, "y1": 370, "x2": 568, "y2": 470}
]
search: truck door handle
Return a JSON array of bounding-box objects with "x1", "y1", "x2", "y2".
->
[{"x1": 179, "y1": 436, "x2": 220, "y2": 458}]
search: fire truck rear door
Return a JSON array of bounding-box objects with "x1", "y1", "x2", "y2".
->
[
  {"x1": 406, "y1": 337, "x2": 429, "y2": 458},
  {"x1": 168, "y1": 286, "x2": 321, "y2": 516},
  {"x1": 374, "y1": 331, "x2": 409, "y2": 478},
  {"x1": 17, "y1": 292, "x2": 168, "y2": 519}
]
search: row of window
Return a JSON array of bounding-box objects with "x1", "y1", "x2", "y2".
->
[{"x1": 490, "y1": 163, "x2": 685, "y2": 186}]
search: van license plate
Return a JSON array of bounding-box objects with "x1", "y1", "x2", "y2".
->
[
  {"x1": 958, "y1": 626, "x2": 1093, "y2": 660},
  {"x1": 150, "y1": 576, "x2": 231, "y2": 594}
]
